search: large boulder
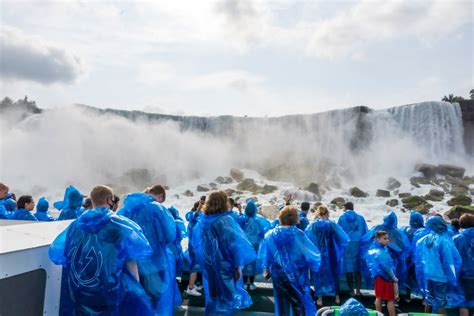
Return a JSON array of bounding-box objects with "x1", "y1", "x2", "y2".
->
[
  {"x1": 215, "y1": 176, "x2": 233, "y2": 184},
  {"x1": 447, "y1": 195, "x2": 472, "y2": 206},
  {"x1": 260, "y1": 184, "x2": 278, "y2": 194},
  {"x1": 305, "y1": 183, "x2": 320, "y2": 196},
  {"x1": 350, "y1": 187, "x2": 368, "y2": 198},
  {"x1": 386, "y1": 199, "x2": 399, "y2": 207},
  {"x1": 237, "y1": 178, "x2": 260, "y2": 193},
  {"x1": 450, "y1": 184, "x2": 469, "y2": 196},
  {"x1": 387, "y1": 177, "x2": 401, "y2": 190},
  {"x1": 399, "y1": 193, "x2": 412, "y2": 199},
  {"x1": 437, "y1": 164, "x2": 466, "y2": 178},
  {"x1": 424, "y1": 194, "x2": 443, "y2": 202},
  {"x1": 413, "y1": 203, "x2": 434, "y2": 214},
  {"x1": 410, "y1": 177, "x2": 432, "y2": 188},
  {"x1": 224, "y1": 188, "x2": 236, "y2": 196},
  {"x1": 330, "y1": 197, "x2": 346, "y2": 208},
  {"x1": 429, "y1": 189, "x2": 445, "y2": 197},
  {"x1": 376, "y1": 189, "x2": 390, "y2": 197},
  {"x1": 183, "y1": 190, "x2": 194, "y2": 197},
  {"x1": 209, "y1": 182, "x2": 217, "y2": 190},
  {"x1": 446, "y1": 205, "x2": 474, "y2": 219},
  {"x1": 416, "y1": 163, "x2": 438, "y2": 178},
  {"x1": 230, "y1": 168, "x2": 244, "y2": 182},
  {"x1": 402, "y1": 195, "x2": 432, "y2": 214},
  {"x1": 197, "y1": 184, "x2": 210, "y2": 192}
]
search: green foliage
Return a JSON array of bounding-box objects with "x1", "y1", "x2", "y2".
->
[{"x1": 442, "y1": 94, "x2": 465, "y2": 103}]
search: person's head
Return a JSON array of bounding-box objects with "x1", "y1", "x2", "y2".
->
[
  {"x1": 203, "y1": 191, "x2": 228, "y2": 215},
  {"x1": 17, "y1": 195, "x2": 35, "y2": 211},
  {"x1": 451, "y1": 218, "x2": 460, "y2": 230},
  {"x1": 301, "y1": 202, "x2": 310, "y2": 214},
  {"x1": 459, "y1": 213, "x2": 474, "y2": 229},
  {"x1": 279, "y1": 205, "x2": 299, "y2": 226},
  {"x1": 343, "y1": 202, "x2": 353, "y2": 212},
  {"x1": 375, "y1": 230, "x2": 389, "y2": 246},
  {"x1": 0, "y1": 183, "x2": 10, "y2": 199},
  {"x1": 36, "y1": 197, "x2": 49, "y2": 213},
  {"x1": 90, "y1": 185, "x2": 114, "y2": 209},
  {"x1": 146, "y1": 184, "x2": 166, "y2": 203},
  {"x1": 228, "y1": 197, "x2": 235, "y2": 209},
  {"x1": 82, "y1": 197, "x2": 93, "y2": 209},
  {"x1": 316, "y1": 205, "x2": 329, "y2": 219}
]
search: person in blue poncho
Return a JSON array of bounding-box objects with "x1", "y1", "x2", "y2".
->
[
  {"x1": 185, "y1": 200, "x2": 204, "y2": 297},
  {"x1": 49, "y1": 185, "x2": 154, "y2": 315},
  {"x1": 306, "y1": 205, "x2": 349, "y2": 306},
  {"x1": 414, "y1": 215, "x2": 464, "y2": 313},
  {"x1": 366, "y1": 230, "x2": 398, "y2": 316},
  {"x1": 118, "y1": 185, "x2": 178, "y2": 315},
  {"x1": 241, "y1": 199, "x2": 271, "y2": 291},
  {"x1": 361, "y1": 211, "x2": 410, "y2": 290},
  {"x1": 337, "y1": 202, "x2": 368, "y2": 297},
  {"x1": 339, "y1": 298, "x2": 369, "y2": 316},
  {"x1": 453, "y1": 214, "x2": 474, "y2": 316},
  {"x1": 34, "y1": 197, "x2": 55, "y2": 221},
  {"x1": 167, "y1": 206, "x2": 187, "y2": 277},
  {"x1": 56, "y1": 186, "x2": 84, "y2": 220},
  {"x1": 449, "y1": 218, "x2": 461, "y2": 236},
  {"x1": 9, "y1": 195, "x2": 38, "y2": 221},
  {"x1": 402, "y1": 211, "x2": 424, "y2": 298},
  {"x1": 0, "y1": 182, "x2": 16, "y2": 219},
  {"x1": 258, "y1": 205, "x2": 321, "y2": 315},
  {"x1": 296, "y1": 201, "x2": 310, "y2": 231},
  {"x1": 192, "y1": 191, "x2": 256, "y2": 315}
]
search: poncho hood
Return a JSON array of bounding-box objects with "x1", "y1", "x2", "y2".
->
[
  {"x1": 77, "y1": 207, "x2": 112, "y2": 233},
  {"x1": 383, "y1": 211, "x2": 398, "y2": 229},
  {"x1": 36, "y1": 197, "x2": 49, "y2": 213},
  {"x1": 245, "y1": 199, "x2": 258, "y2": 217},
  {"x1": 426, "y1": 216, "x2": 447, "y2": 234},
  {"x1": 409, "y1": 211, "x2": 424, "y2": 228}
]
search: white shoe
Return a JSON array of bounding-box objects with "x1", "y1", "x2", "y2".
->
[
  {"x1": 248, "y1": 283, "x2": 257, "y2": 291},
  {"x1": 194, "y1": 284, "x2": 203, "y2": 291},
  {"x1": 185, "y1": 286, "x2": 202, "y2": 296}
]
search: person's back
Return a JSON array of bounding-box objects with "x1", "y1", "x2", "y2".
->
[
  {"x1": 34, "y1": 197, "x2": 54, "y2": 222},
  {"x1": 57, "y1": 186, "x2": 84, "y2": 220},
  {"x1": 49, "y1": 185, "x2": 153, "y2": 315}
]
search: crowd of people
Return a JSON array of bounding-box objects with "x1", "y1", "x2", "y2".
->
[{"x1": 0, "y1": 181, "x2": 473, "y2": 316}]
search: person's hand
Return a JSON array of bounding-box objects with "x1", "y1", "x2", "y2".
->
[
  {"x1": 234, "y1": 267, "x2": 242, "y2": 281},
  {"x1": 263, "y1": 269, "x2": 271, "y2": 280},
  {"x1": 393, "y1": 277, "x2": 398, "y2": 283}
]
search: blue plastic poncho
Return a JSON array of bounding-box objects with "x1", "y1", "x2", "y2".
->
[
  {"x1": 339, "y1": 298, "x2": 369, "y2": 316},
  {"x1": 241, "y1": 199, "x2": 271, "y2": 276},
  {"x1": 258, "y1": 226, "x2": 321, "y2": 315},
  {"x1": 270, "y1": 218, "x2": 279, "y2": 229},
  {"x1": 414, "y1": 216, "x2": 464, "y2": 312},
  {"x1": 117, "y1": 193, "x2": 177, "y2": 315},
  {"x1": 402, "y1": 211, "x2": 424, "y2": 294},
  {"x1": 34, "y1": 197, "x2": 54, "y2": 222},
  {"x1": 365, "y1": 241, "x2": 396, "y2": 281},
  {"x1": 185, "y1": 209, "x2": 203, "y2": 273},
  {"x1": 0, "y1": 193, "x2": 17, "y2": 218},
  {"x1": 49, "y1": 207, "x2": 154, "y2": 315},
  {"x1": 337, "y1": 209, "x2": 368, "y2": 273},
  {"x1": 296, "y1": 211, "x2": 309, "y2": 231},
  {"x1": 361, "y1": 211, "x2": 410, "y2": 288},
  {"x1": 9, "y1": 209, "x2": 38, "y2": 221},
  {"x1": 192, "y1": 212, "x2": 256, "y2": 315},
  {"x1": 167, "y1": 206, "x2": 187, "y2": 276},
  {"x1": 306, "y1": 218, "x2": 349, "y2": 296},
  {"x1": 56, "y1": 186, "x2": 84, "y2": 220},
  {"x1": 454, "y1": 227, "x2": 474, "y2": 308}
]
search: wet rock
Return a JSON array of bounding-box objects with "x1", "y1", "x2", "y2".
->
[
  {"x1": 197, "y1": 184, "x2": 210, "y2": 192},
  {"x1": 260, "y1": 184, "x2": 278, "y2": 194},
  {"x1": 376, "y1": 189, "x2": 390, "y2": 197},
  {"x1": 437, "y1": 164, "x2": 466, "y2": 178},
  {"x1": 230, "y1": 168, "x2": 244, "y2": 182},
  {"x1": 386, "y1": 199, "x2": 399, "y2": 207},
  {"x1": 413, "y1": 203, "x2": 433, "y2": 214},
  {"x1": 447, "y1": 195, "x2": 472, "y2": 206},
  {"x1": 224, "y1": 188, "x2": 236, "y2": 196},
  {"x1": 305, "y1": 183, "x2": 320, "y2": 196},
  {"x1": 183, "y1": 190, "x2": 194, "y2": 197},
  {"x1": 209, "y1": 182, "x2": 217, "y2": 190},
  {"x1": 281, "y1": 189, "x2": 319, "y2": 202},
  {"x1": 463, "y1": 176, "x2": 474, "y2": 186},
  {"x1": 416, "y1": 163, "x2": 437, "y2": 178},
  {"x1": 350, "y1": 187, "x2": 368, "y2": 198},
  {"x1": 429, "y1": 189, "x2": 445, "y2": 197},
  {"x1": 260, "y1": 204, "x2": 280, "y2": 220},
  {"x1": 237, "y1": 178, "x2": 260, "y2": 193},
  {"x1": 215, "y1": 176, "x2": 233, "y2": 184},
  {"x1": 386, "y1": 177, "x2": 401, "y2": 190},
  {"x1": 446, "y1": 205, "x2": 474, "y2": 219},
  {"x1": 410, "y1": 177, "x2": 432, "y2": 187},
  {"x1": 330, "y1": 197, "x2": 346, "y2": 208},
  {"x1": 450, "y1": 184, "x2": 469, "y2": 196},
  {"x1": 399, "y1": 193, "x2": 412, "y2": 199},
  {"x1": 402, "y1": 195, "x2": 432, "y2": 214},
  {"x1": 424, "y1": 194, "x2": 443, "y2": 202}
]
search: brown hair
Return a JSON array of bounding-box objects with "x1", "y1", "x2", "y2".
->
[
  {"x1": 459, "y1": 213, "x2": 474, "y2": 229},
  {"x1": 279, "y1": 205, "x2": 299, "y2": 226},
  {"x1": 316, "y1": 205, "x2": 329, "y2": 218},
  {"x1": 0, "y1": 183, "x2": 9, "y2": 192},
  {"x1": 90, "y1": 185, "x2": 113, "y2": 206},
  {"x1": 375, "y1": 230, "x2": 388, "y2": 240},
  {"x1": 147, "y1": 184, "x2": 166, "y2": 197},
  {"x1": 203, "y1": 191, "x2": 228, "y2": 215}
]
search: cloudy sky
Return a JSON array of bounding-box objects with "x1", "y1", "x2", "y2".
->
[{"x1": 0, "y1": 0, "x2": 472, "y2": 116}]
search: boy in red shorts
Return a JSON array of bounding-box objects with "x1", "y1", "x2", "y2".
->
[{"x1": 366, "y1": 230, "x2": 397, "y2": 316}]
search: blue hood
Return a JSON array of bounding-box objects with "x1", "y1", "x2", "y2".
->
[
  {"x1": 245, "y1": 199, "x2": 258, "y2": 217},
  {"x1": 168, "y1": 206, "x2": 180, "y2": 220},
  {"x1": 344, "y1": 210, "x2": 357, "y2": 222},
  {"x1": 77, "y1": 207, "x2": 112, "y2": 233},
  {"x1": 1, "y1": 199, "x2": 16, "y2": 211},
  {"x1": 123, "y1": 192, "x2": 154, "y2": 212},
  {"x1": 272, "y1": 226, "x2": 298, "y2": 244},
  {"x1": 314, "y1": 218, "x2": 331, "y2": 231},
  {"x1": 36, "y1": 197, "x2": 49, "y2": 213},
  {"x1": 54, "y1": 186, "x2": 84, "y2": 210},
  {"x1": 409, "y1": 211, "x2": 424, "y2": 228},
  {"x1": 383, "y1": 211, "x2": 398, "y2": 229},
  {"x1": 425, "y1": 216, "x2": 447, "y2": 234},
  {"x1": 340, "y1": 298, "x2": 369, "y2": 316}
]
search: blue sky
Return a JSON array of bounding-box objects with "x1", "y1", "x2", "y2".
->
[{"x1": 0, "y1": 0, "x2": 472, "y2": 116}]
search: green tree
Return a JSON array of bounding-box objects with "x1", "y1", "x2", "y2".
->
[
  {"x1": 470, "y1": 89, "x2": 474, "y2": 100},
  {"x1": 442, "y1": 94, "x2": 465, "y2": 103}
]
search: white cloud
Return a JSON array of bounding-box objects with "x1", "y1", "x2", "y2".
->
[{"x1": 0, "y1": 25, "x2": 84, "y2": 84}]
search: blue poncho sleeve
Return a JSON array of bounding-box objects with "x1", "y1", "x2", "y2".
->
[
  {"x1": 49, "y1": 225, "x2": 71, "y2": 265},
  {"x1": 113, "y1": 215, "x2": 153, "y2": 261},
  {"x1": 219, "y1": 216, "x2": 256, "y2": 267}
]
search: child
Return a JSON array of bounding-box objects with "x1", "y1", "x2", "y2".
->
[
  {"x1": 56, "y1": 185, "x2": 84, "y2": 220},
  {"x1": 366, "y1": 230, "x2": 398, "y2": 316},
  {"x1": 9, "y1": 195, "x2": 38, "y2": 221},
  {"x1": 337, "y1": 202, "x2": 368, "y2": 296},
  {"x1": 34, "y1": 197, "x2": 54, "y2": 221},
  {"x1": 306, "y1": 205, "x2": 349, "y2": 306},
  {"x1": 259, "y1": 205, "x2": 321, "y2": 315},
  {"x1": 185, "y1": 200, "x2": 203, "y2": 297},
  {"x1": 49, "y1": 185, "x2": 153, "y2": 315},
  {"x1": 192, "y1": 191, "x2": 256, "y2": 315}
]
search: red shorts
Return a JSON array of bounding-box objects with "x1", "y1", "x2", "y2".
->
[{"x1": 374, "y1": 277, "x2": 395, "y2": 301}]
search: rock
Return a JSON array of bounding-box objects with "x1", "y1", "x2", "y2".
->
[
  {"x1": 410, "y1": 177, "x2": 432, "y2": 187},
  {"x1": 350, "y1": 187, "x2": 368, "y2": 198},
  {"x1": 446, "y1": 205, "x2": 474, "y2": 219},
  {"x1": 386, "y1": 199, "x2": 399, "y2": 207},
  {"x1": 197, "y1": 184, "x2": 210, "y2": 192},
  {"x1": 447, "y1": 195, "x2": 472, "y2": 206},
  {"x1": 215, "y1": 176, "x2": 233, "y2": 184},
  {"x1": 413, "y1": 203, "x2": 433, "y2": 214},
  {"x1": 260, "y1": 184, "x2": 278, "y2": 194},
  {"x1": 305, "y1": 183, "x2": 320, "y2": 196},
  {"x1": 183, "y1": 190, "x2": 194, "y2": 197},
  {"x1": 429, "y1": 189, "x2": 445, "y2": 197},
  {"x1": 437, "y1": 164, "x2": 466, "y2": 178},
  {"x1": 424, "y1": 194, "x2": 443, "y2": 202},
  {"x1": 224, "y1": 188, "x2": 236, "y2": 196},
  {"x1": 236, "y1": 178, "x2": 260, "y2": 193},
  {"x1": 450, "y1": 184, "x2": 469, "y2": 196},
  {"x1": 330, "y1": 197, "x2": 346, "y2": 208},
  {"x1": 209, "y1": 182, "x2": 217, "y2": 190},
  {"x1": 163, "y1": 185, "x2": 170, "y2": 190},
  {"x1": 230, "y1": 168, "x2": 244, "y2": 182},
  {"x1": 399, "y1": 193, "x2": 412, "y2": 199},
  {"x1": 387, "y1": 177, "x2": 401, "y2": 190},
  {"x1": 416, "y1": 163, "x2": 438, "y2": 178},
  {"x1": 402, "y1": 195, "x2": 432, "y2": 213},
  {"x1": 463, "y1": 176, "x2": 474, "y2": 186},
  {"x1": 376, "y1": 189, "x2": 390, "y2": 197}
]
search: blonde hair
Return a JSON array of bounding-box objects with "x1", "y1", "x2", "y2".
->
[
  {"x1": 316, "y1": 205, "x2": 329, "y2": 218},
  {"x1": 90, "y1": 185, "x2": 113, "y2": 206}
]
